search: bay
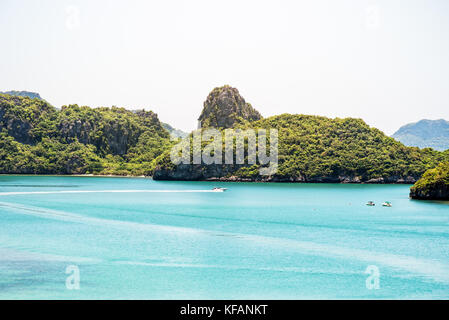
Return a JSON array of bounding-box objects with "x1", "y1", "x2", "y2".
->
[{"x1": 0, "y1": 175, "x2": 448, "y2": 299}]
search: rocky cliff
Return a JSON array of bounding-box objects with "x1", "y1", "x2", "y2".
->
[
  {"x1": 198, "y1": 85, "x2": 262, "y2": 128},
  {"x1": 0, "y1": 94, "x2": 56, "y2": 144},
  {"x1": 57, "y1": 105, "x2": 165, "y2": 155}
]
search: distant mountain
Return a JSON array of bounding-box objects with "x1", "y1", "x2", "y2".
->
[
  {"x1": 392, "y1": 119, "x2": 449, "y2": 151},
  {"x1": 1, "y1": 90, "x2": 42, "y2": 100},
  {"x1": 161, "y1": 122, "x2": 188, "y2": 139}
]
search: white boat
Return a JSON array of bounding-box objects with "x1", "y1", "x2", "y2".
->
[
  {"x1": 382, "y1": 201, "x2": 392, "y2": 207},
  {"x1": 212, "y1": 187, "x2": 227, "y2": 192},
  {"x1": 366, "y1": 201, "x2": 375, "y2": 206}
]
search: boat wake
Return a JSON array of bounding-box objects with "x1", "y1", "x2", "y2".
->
[
  {"x1": 2, "y1": 201, "x2": 449, "y2": 284},
  {"x1": 0, "y1": 247, "x2": 100, "y2": 263},
  {"x1": 0, "y1": 189, "x2": 222, "y2": 196}
]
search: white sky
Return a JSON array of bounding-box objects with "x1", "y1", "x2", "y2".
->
[{"x1": 1, "y1": 0, "x2": 449, "y2": 134}]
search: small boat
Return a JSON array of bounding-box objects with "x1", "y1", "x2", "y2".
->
[
  {"x1": 212, "y1": 187, "x2": 227, "y2": 192},
  {"x1": 366, "y1": 201, "x2": 375, "y2": 206},
  {"x1": 382, "y1": 201, "x2": 392, "y2": 207}
]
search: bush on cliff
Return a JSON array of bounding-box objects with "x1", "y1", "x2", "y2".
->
[{"x1": 410, "y1": 161, "x2": 449, "y2": 199}]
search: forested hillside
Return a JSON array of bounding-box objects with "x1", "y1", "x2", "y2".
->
[
  {"x1": 2, "y1": 89, "x2": 448, "y2": 183},
  {"x1": 153, "y1": 86, "x2": 449, "y2": 182},
  {"x1": 154, "y1": 114, "x2": 449, "y2": 182},
  {"x1": 0, "y1": 93, "x2": 172, "y2": 175}
]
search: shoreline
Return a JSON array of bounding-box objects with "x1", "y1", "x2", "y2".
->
[
  {"x1": 0, "y1": 173, "x2": 149, "y2": 179},
  {"x1": 0, "y1": 173, "x2": 416, "y2": 184}
]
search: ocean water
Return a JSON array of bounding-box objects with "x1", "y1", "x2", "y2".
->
[{"x1": 0, "y1": 175, "x2": 448, "y2": 299}]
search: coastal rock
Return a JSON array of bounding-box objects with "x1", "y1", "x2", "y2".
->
[
  {"x1": 366, "y1": 177, "x2": 385, "y2": 184},
  {"x1": 153, "y1": 165, "x2": 419, "y2": 183},
  {"x1": 198, "y1": 85, "x2": 262, "y2": 129},
  {"x1": 340, "y1": 176, "x2": 362, "y2": 183},
  {"x1": 410, "y1": 162, "x2": 449, "y2": 200},
  {"x1": 410, "y1": 183, "x2": 449, "y2": 200},
  {"x1": 153, "y1": 164, "x2": 247, "y2": 181},
  {"x1": 396, "y1": 176, "x2": 417, "y2": 184}
]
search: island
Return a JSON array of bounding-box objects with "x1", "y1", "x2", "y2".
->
[
  {"x1": 1, "y1": 87, "x2": 448, "y2": 183},
  {"x1": 153, "y1": 86, "x2": 449, "y2": 183},
  {"x1": 410, "y1": 161, "x2": 449, "y2": 200}
]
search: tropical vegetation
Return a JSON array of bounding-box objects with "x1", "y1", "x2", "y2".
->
[
  {"x1": 0, "y1": 93, "x2": 172, "y2": 175},
  {"x1": 410, "y1": 161, "x2": 449, "y2": 199}
]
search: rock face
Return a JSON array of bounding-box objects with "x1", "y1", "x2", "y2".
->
[
  {"x1": 57, "y1": 106, "x2": 166, "y2": 155},
  {"x1": 410, "y1": 183, "x2": 449, "y2": 200},
  {"x1": 0, "y1": 93, "x2": 55, "y2": 144},
  {"x1": 153, "y1": 167, "x2": 418, "y2": 183},
  {"x1": 1, "y1": 116, "x2": 33, "y2": 144},
  {"x1": 198, "y1": 85, "x2": 262, "y2": 129},
  {"x1": 410, "y1": 162, "x2": 449, "y2": 200},
  {"x1": 153, "y1": 164, "x2": 246, "y2": 181}
]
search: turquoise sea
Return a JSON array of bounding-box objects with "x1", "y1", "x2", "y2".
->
[{"x1": 0, "y1": 175, "x2": 448, "y2": 299}]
